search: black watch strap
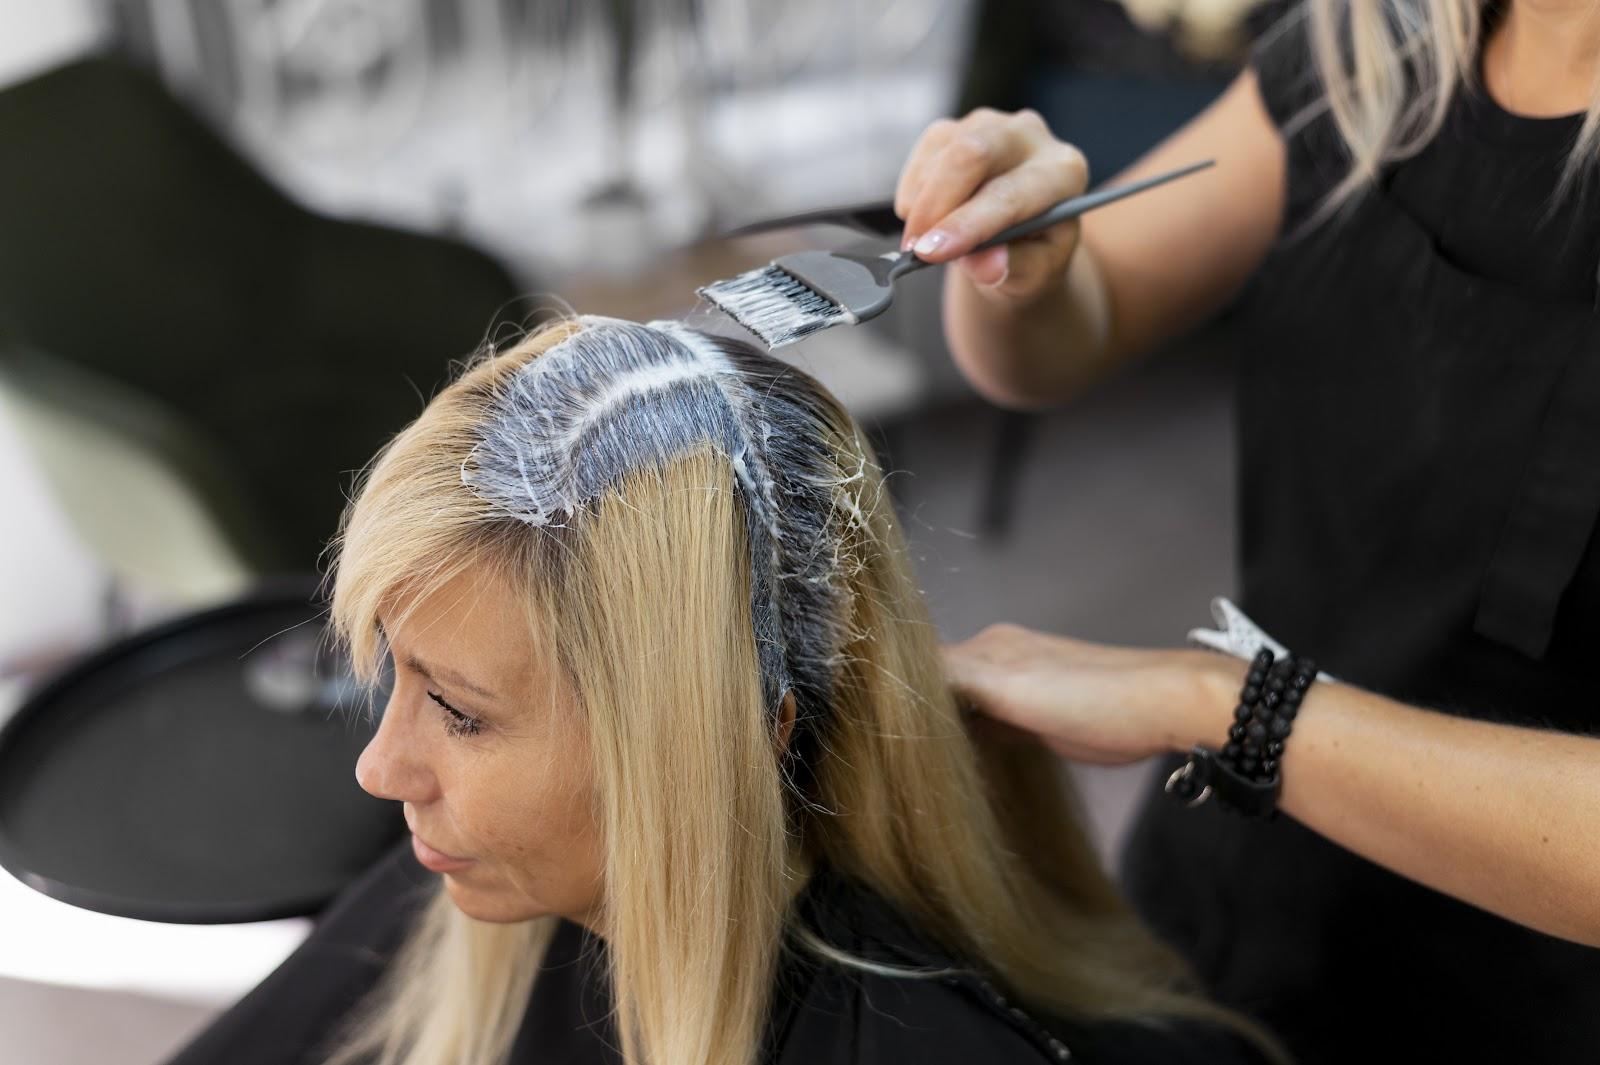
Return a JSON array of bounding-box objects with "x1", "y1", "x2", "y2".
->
[{"x1": 1165, "y1": 745, "x2": 1282, "y2": 819}]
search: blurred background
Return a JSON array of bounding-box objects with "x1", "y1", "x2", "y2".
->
[{"x1": 0, "y1": 0, "x2": 1281, "y2": 1060}]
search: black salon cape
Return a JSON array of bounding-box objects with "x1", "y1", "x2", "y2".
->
[
  {"x1": 161, "y1": 835, "x2": 1269, "y2": 1065},
  {"x1": 1120, "y1": 10, "x2": 1600, "y2": 1065}
]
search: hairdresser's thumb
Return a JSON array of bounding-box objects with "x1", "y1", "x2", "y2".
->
[
  {"x1": 958, "y1": 245, "x2": 1010, "y2": 287},
  {"x1": 959, "y1": 227, "x2": 1078, "y2": 304}
]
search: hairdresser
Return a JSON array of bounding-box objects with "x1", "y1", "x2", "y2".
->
[{"x1": 903, "y1": 1, "x2": 1600, "y2": 1062}]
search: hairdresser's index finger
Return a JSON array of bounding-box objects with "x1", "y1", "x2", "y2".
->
[
  {"x1": 895, "y1": 117, "x2": 959, "y2": 225},
  {"x1": 900, "y1": 111, "x2": 1037, "y2": 257}
]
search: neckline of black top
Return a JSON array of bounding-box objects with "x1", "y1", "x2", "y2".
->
[
  {"x1": 1467, "y1": 5, "x2": 1588, "y2": 147},
  {"x1": 1459, "y1": 78, "x2": 1587, "y2": 148}
]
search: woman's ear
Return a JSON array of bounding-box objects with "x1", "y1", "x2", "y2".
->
[{"x1": 777, "y1": 690, "x2": 797, "y2": 753}]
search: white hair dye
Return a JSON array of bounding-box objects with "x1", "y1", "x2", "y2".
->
[{"x1": 461, "y1": 314, "x2": 872, "y2": 732}]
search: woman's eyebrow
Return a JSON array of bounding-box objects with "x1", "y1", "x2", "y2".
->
[
  {"x1": 374, "y1": 618, "x2": 501, "y2": 700},
  {"x1": 405, "y1": 652, "x2": 503, "y2": 701}
]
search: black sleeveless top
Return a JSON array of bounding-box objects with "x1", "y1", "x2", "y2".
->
[{"x1": 1121, "y1": 11, "x2": 1600, "y2": 1065}]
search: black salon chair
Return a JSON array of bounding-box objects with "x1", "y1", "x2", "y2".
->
[{"x1": 0, "y1": 53, "x2": 526, "y2": 573}]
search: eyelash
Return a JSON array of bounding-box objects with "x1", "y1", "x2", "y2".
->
[{"x1": 428, "y1": 690, "x2": 485, "y2": 738}]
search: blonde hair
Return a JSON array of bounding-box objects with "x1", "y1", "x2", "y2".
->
[
  {"x1": 319, "y1": 316, "x2": 1284, "y2": 1065},
  {"x1": 1283, "y1": 0, "x2": 1600, "y2": 222}
]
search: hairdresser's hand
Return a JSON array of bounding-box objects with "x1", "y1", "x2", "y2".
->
[
  {"x1": 894, "y1": 107, "x2": 1089, "y2": 305},
  {"x1": 942, "y1": 623, "x2": 1247, "y2": 765}
]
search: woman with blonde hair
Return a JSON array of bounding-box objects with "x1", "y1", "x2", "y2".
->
[
  {"x1": 161, "y1": 314, "x2": 1280, "y2": 1065},
  {"x1": 891, "y1": 0, "x2": 1600, "y2": 1061}
]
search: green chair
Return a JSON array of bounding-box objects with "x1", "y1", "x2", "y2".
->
[
  {"x1": 0, "y1": 337, "x2": 266, "y2": 606},
  {"x1": 0, "y1": 54, "x2": 526, "y2": 572}
]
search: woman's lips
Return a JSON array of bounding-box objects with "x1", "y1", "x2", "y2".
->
[{"x1": 411, "y1": 832, "x2": 477, "y2": 873}]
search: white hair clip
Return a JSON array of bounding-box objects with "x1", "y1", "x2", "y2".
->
[{"x1": 1186, "y1": 596, "x2": 1337, "y2": 684}]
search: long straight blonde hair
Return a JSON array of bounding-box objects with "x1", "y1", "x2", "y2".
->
[
  {"x1": 1283, "y1": 0, "x2": 1600, "y2": 218},
  {"x1": 318, "y1": 317, "x2": 1282, "y2": 1065}
]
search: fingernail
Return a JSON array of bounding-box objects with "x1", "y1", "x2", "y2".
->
[
  {"x1": 913, "y1": 230, "x2": 949, "y2": 257},
  {"x1": 901, "y1": 231, "x2": 918, "y2": 252},
  {"x1": 986, "y1": 247, "x2": 1009, "y2": 287},
  {"x1": 963, "y1": 246, "x2": 1008, "y2": 287}
]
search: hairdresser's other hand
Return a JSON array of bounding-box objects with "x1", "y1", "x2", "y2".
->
[
  {"x1": 894, "y1": 107, "x2": 1089, "y2": 305},
  {"x1": 942, "y1": 623, "x2": 1246, "y2": 765}
]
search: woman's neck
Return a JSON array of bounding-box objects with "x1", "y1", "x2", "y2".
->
[{"x1": 1481, "y1": 0, "x2": 1600, "y2": 116}]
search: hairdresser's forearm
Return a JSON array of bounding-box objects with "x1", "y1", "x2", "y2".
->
[
  {"x1": 1183, "y1": 662, "x2": 1600, "y2": 947},
  {"x1": 941, "y1": 242, "x2": 1121, "y2": 412}
]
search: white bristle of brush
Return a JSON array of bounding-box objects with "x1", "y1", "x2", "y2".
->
[{"x1": 699, "y1": 264, "x2": 854, "y2": 349}]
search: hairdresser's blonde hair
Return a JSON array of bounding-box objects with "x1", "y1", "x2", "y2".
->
[
  {"x1": 1286, "y1": 0, "x2": 1600, "y2": 222},
  {"x1": 319, "y1": 317, "x2": 1282, "y2": 1065}
]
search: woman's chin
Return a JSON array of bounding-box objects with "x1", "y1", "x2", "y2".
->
[{"x1": 442, "y1": 877, "x2": 553, "y2": 924}]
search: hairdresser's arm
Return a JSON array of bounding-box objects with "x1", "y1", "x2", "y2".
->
[
  {"x1": 943, "y1": 626, "x2": 1600, "y2": 949},
  {"x1": 896, "y1": 70, "x2": 1285, "y2": 411}
]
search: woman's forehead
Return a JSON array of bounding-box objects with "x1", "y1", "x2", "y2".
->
[{"x1": 377, "y1": 566, "x2": 543, "y2": 700}]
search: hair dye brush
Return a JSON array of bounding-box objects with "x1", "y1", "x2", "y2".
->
[{"x1": 699, "y1": 159, "x2": 1213, "y2": 349}]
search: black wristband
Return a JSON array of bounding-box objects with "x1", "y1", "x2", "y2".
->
[
  {"x1": 1165, "y1": 745, "x2": 1280, "y2": 818},
  {"x1": 1165, "y1": 647, "x2": 1318, "y2": 819}
]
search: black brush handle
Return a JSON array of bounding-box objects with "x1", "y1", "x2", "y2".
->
[
  {"x1": 883, "y1": 159, "x2": 1213, "y2": 285},
  {"x1": 974, "y1": 159, "x2": 1214, "y2": 252},
  {"x1": 723, "y1": 159, "x2": 1211, "y2": 244},
  {"x1": 721, "y1": 200, "x2": 904, "y2": 239}
]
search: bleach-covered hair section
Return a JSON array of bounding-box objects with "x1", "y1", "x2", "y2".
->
[{"x1": 460, "y1": 314, "x2": 873, "y2": 730}]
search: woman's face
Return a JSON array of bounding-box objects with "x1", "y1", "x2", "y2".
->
[{"x1": 355, "y1": 564, "x2": 605, "y2": 927}]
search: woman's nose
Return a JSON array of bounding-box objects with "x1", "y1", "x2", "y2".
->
[{"x1": 355, "y1": 693, "x2": 437, "y2": 803}]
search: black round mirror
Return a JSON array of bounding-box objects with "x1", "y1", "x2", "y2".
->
[{"x1": 0, "y1": 577, "x2": 403, "y2": 924}]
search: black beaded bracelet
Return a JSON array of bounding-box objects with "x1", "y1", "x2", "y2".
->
[{"x1": 1165, "y1": 647, "x2": 1318, "y2": 819}]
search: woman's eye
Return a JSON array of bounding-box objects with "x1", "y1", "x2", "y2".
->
[{"x1": 428, "y1": 691, "x2": 485, "y2": 738}]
